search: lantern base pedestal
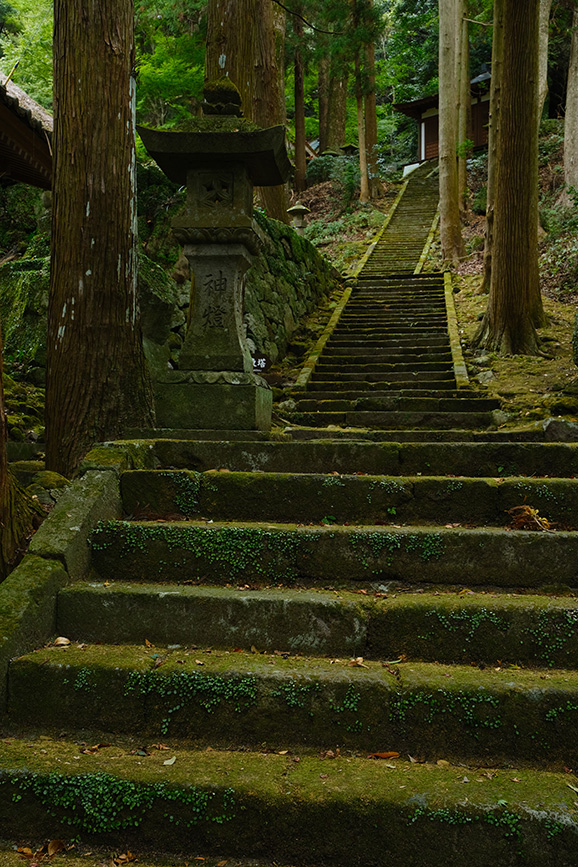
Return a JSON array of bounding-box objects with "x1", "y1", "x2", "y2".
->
[{"x1": 153, "y1": 370, "x2": 272, "y2": 431}]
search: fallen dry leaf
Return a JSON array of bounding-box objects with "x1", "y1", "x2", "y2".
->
[
  {"x1": 53, "y1": 637, "x2": 70, "y2": 647},
  {"x1": 368, "y1": 751, "x2": 400, "y2": 759},
  {"x1": 348, "y1": 657, "x2": 368, "y2": 668},
  {"x1": 163, "y1": 756, "x2": 177, "y2": 766},
  {"x1": 216, "y1": 862, "x2": 228, "y2": 867},
  {"x1": 145, "y1": 639, "x2": 154, "y2": 647},
  {"x1": 152, "y1": 743, "x2": 170, "y2": 751}
]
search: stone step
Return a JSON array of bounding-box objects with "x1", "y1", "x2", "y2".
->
[
  {"x1": 314, "y1": 362, "x2": 454, "y2": 374},
  {"x1": 293, "y1": 397, "x2": 500, "y2": 413},
  {"x1": 299, "y1": 387, "x2": 485, "y2": 399},
  {"x1": 311, "y1": 353, "x2": 453, "y2": 367},
  {"x1": 56, "y1": 582, "x2": 578, "y2": 670},
  {"x1": 119, "y1": 469, "x2": 578, "y2": 527},
  {"x1": 9, "y1": 645, "x2": 578, "y2": 765},
  {"x1": 323, "y1": 338, "x2": 451, "y2": 351},
  {"x1": 106, "y1": 438, "x2": 578, "y2": 477},
  {"x1": 0, "y1": 738, "x2": 574, "y2": 865},
  {"x1": 289, "y1": 410, "x2": 495, "y2": 429},
  {"x1": 90, "y1": 520, "x2": 578, "y2": 589},
  {"x1": 307, "y1": 372, "x2": 455, "y2": 384},
  {"x1": 319, "y1": 350, "x2": 453, "y2": 364},
  {"x1": 304, "y1": 380, "x2": 457, "y2": 392}
]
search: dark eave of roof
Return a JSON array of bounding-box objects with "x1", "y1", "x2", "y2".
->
[
  {"x1": 394, "y1": 79, "x2": 491, "y2": 121},
  {"x1": 0, "y1": 77, "x2": 53, "y2": 189}
]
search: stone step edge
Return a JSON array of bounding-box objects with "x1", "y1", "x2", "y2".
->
[
  {"x1": 57, "y1": 581, "x2": 578, "y2": 668},
  {"x1": 0, "y1": 739, "x2": 576, "y2": 867},
  {"x1": 10, "y1": 646, "x2": 578, "y2": 763},
  {"x1": 89, "y1": 520, "x2": 578, "y2": 589},
  {"x1": 119, "y1": 469, "x2": 578, "y2": 528}
]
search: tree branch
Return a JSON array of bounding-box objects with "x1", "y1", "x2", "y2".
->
[{"x1": 271, "y1": 0, "x2": 344, "y2": 35}]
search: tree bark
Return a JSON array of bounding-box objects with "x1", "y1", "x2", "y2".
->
[
  {"x1": 0, "y1": 318, "x2": 44, "y2": 580},
  {"x1": 364, "y1": 35, "x2": 379, "y2": 198},
  {"x1": 564, "y1": 9, "x2": 578, "y2": 191},
  {"x1": 318, "y1": 54, "x2": 330, "y2": 153},
  {"x1": 457, "y1": 6, "x2": 470, "y2": 216},
  {"x1": 474, "y1": 0, "x2": 543, "y2": 354},
  {"x1": 326, "y1": 73, "x2": 348, "y2": 151},
  {"x1": 355, "y1": 52, "x2": 370, "y2": 203},
  {"x1": 438, "y1": 0, "x2": 464, "y2": 265},
  {"x1": 538, "y1": 0, "x2": 553, "y2": 123},
  {"x1": 293, "y1": 14, "x2": 307, "y2": 193},
  {"x1": 205, "y1": 0, "x2": 289, "y2": 222},
  {"x1": 481, "y1": 0, "x2": 504, "y2": 293},
  {"x1": 46, "y1": 0, "x2": 154, "y2": 477}
]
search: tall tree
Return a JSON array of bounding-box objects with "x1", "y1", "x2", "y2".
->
[
  {"x1": 563, "y1": 8, "x2": 578, "y2": 193},
  {"x1": 205, "y1": 0, "x2": 289, "y2": 222},
  {"x1": 292, "y1": 8, "x2": 307, "y2": 192},
  {"x1": 438, "y1": 0, "x2": 464, "y2": 264},
  {"x1": 364, "y1": 2, "x2": 379, "y2": 197},
  {"x1": 481, "y1": 0, "x2": 504, "y2": 293},
  {"x1": 474, "y1": 0, "x2": 544, "y2": 354},
  {"x1": 457, "y1": 6, "x2": 470, "y2": 214},
  {"x1": 46, "y1": 0, "x2": 154, "y2": 477}
]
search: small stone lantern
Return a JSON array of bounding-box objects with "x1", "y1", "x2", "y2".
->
[
  {"x1": 287, "y1": 202, "x2": 311, "y2": 236},
  {"x1": 138, "y1": 79, "x2": 291, "y2": 431}
]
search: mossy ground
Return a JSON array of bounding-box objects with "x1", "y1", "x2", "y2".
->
[{"x1": 454, "y1": 277, "x2": 578, "y2": 426}]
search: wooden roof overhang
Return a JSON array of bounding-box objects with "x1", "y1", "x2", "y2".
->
[
  {"x1": 394, "y1": 79, "x2": 491, "y2": 122},
  {"x1": 0, "y1": 78, "x2": 52, "y2": 189}
]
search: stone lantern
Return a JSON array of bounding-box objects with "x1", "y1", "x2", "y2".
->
[
  {"x1": 137, "y1": 79, "x2": 291, "y2": 431},
  {"x1": 287, "y1": 202, "x2": 311, "y2": 236}
]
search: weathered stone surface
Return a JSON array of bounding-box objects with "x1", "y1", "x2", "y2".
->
[
  {"x1": 30, "y1": 470, "x2": 121, "y2": 578},
  {"x1": 153, "y1": 373, "x2": 272, "y2": 431},
  {"x1": 0, "y1": 555, "x2": 68, "y2": 708},
  {"x1": 57, "y1": 583, "x2": 366, "y2": 655}
]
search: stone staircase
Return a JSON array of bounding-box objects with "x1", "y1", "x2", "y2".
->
[
  {"x1": 2, "y1": 167, "x2": 578, "y2": 865},
  {"x1": 285, "y1": 162, "x2": 502, "y2": 435}
]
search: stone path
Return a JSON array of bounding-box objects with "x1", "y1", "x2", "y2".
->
[
  {"x1": 286, "y1": 162, "x2": 501, "y2": 435},
  {"x1": 2, "y1": 168, "x2": 578, "y2": 865}
]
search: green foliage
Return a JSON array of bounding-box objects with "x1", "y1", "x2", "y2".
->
[
  {"x1": 136, "y1": 33, "x2": 205, "y2": 129},
  {"x1": 4, "y1": 770, "x2": 237, "y2": 833},
  {"x1": 0, "y1": 0, "x2": 53, "y2": 107}
]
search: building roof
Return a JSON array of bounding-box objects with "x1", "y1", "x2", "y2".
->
[
  {"x1": 394, "y1": 76, "x2": 491, "y2": 121},
  {"x1": 0, "y1": 76, "x2": 53, "y2": 189}
]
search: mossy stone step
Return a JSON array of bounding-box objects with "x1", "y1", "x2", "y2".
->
[
  {"x1": 299, "y1": 388, "x2": 488, "y2": 399},
  {"x1": 10, "y1": 645, "x2": 578, "y2": 764},
  {"x1": 99, "y1": 438, "x2": 578, "y2": 477},
  {"x1": 0, "y1": 739, "x2": 575, "y2": 866},
  {"x1": 305, "y1": 379, "x2": 457, "y2": 392},
  {"x1": 289, "y1": 410, "x2": 495, "y2": 429},
  {"x1": 293, "y1": 396, "x2": 498, "y2": 413},
  {"x1": 314, "y1": 362, "x2": 453, "y2": 374},
  {"x1": 57, "y1": 582, "x2": 578, "y2": 669},
  {"x1": 57, "y1": 583, "x2": 366, "y2": 655},
  {"x1": 119, "y1": 469, "x2": 578, "y2": 527},
  {"x1": 89, "y1": 520, "x2": 578, "y2": 588},
  {"x1": 313, "y1": 353, "x2": 453, "y2": 366}
]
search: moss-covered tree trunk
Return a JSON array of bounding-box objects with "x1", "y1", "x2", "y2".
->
[
  {"x1": 457, "y1": 7, "x2": 470, "y2": 216},
  {"x1": 0, "y1": 318, "x2": 44, "y2": 580},
  {"x1": 205, "y1": 0, "x2": 289, "y2": 223},
  {"x1": 46, "y1": 0, "x2": 154, "y2": 477},
  {"x1": 474, "y1": 0, "x2": 543, "y2": 354}
]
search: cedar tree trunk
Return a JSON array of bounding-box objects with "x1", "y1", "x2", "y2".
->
[
  {"x1": 564, "y1": 10, "x2": 578, "y2": 192},
  {"x1": 481, "y1": 0, "x2": 504, "y2": 293},
  {"x1": 457, "y1": 7, "x2": 470, "y2": 215},
  {"x1": 293, "y1": 15, "x2": 307, "y2": 193},
  {"x1": 46, "y1": 0, "x2": 154, "y2": 477},
  {"x1": 438, "y1": 0, "x2": 464, "y2": 265},
  {"x1": 365, "y1": 35, "x2": 379, "y2": 198},
  {"x1": 205, "y1": 0, "x2": 289, "y2": 222},
  {"x1": 474, "y1": 0, "x2": 544, "y2": 354}
]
